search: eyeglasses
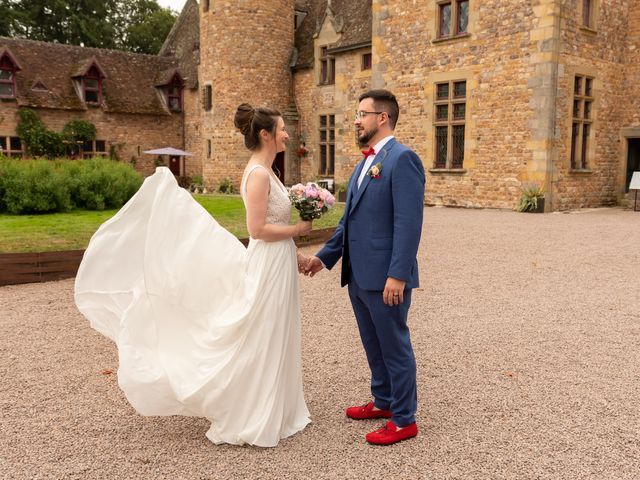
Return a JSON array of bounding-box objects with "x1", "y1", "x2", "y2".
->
[{"x1": 355, "y1": 110, "x2": 384, "y2": 120}]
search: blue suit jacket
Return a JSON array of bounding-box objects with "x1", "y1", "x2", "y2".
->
[{"x1": 317, "y1": 138, "x2": 425, "y2": 290}]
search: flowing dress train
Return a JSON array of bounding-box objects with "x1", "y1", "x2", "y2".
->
[{"x1": 74, "y1": 166, "x2": 310, "y2": 447}]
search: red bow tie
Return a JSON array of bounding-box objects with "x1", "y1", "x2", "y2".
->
[{"x1": 362, "y1": 146, "x2": 375, "y2": 159}]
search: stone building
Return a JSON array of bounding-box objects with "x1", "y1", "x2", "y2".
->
[
  {"x1": 2, "y1": 0, "x2": 640, "y2": 211},
  {"x1": 0, "y1": 27, "x2": 200, "y2": 175}
]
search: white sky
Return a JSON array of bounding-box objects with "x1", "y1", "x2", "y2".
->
[{"x1": 156, "y1": 0, "x2": 188, "y2": 13}]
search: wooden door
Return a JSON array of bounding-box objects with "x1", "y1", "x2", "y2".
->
[{"x1": 169, "y1": 156, "x2": 181, "y2": 176}]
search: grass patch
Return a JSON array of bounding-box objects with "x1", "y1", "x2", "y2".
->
[{"x1": 0, "y1": 194, "x2": 345, "y2": 253}]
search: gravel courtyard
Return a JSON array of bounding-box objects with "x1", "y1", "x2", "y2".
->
[{"x1": 1, "y1": 207, "x2": 639, "y2": 479}]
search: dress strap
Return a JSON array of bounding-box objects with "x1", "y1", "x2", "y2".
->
[{"x1": 241, "y1": 164, "x2": 271, "y2": 198}]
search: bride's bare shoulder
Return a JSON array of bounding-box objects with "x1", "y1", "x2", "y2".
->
[{"x1": 243, "y1": 164, "x2": 270, "y2": 196}]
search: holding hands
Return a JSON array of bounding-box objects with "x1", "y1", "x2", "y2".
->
[{"x1": 295, "y1": 253, "x2": 324, "y2": 276}]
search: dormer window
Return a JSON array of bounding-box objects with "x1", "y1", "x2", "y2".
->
[
  {"x1": 166, "y1": 74, "x2": 183, "y2": 112},
  {"x1": 83, "y1": 65, "x2": 103, "y2": 104},
  {"x1": 0, "y1": 55, "x2": 17, "y2": 99}
]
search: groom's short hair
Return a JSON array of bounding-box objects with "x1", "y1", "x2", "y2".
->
[{"x1": 359, "y1": 89, "x2": 399, "y2": 129}]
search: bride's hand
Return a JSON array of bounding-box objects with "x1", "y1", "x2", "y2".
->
[{"x1": 296, "y1": 220, "x2": 312, "y2": 237}]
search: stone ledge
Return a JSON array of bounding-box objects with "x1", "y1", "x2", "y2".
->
[
  {"x1": 568, "y1": 169, "x2": 594, "y2": 175},
  {"x1": 431, "y1": 33, "x2": 471, "y2": 45},
  {"x1": 428, "y1": 168, "x2": 467, "y2": 175},
  {"x1": 579, "y1": 26, "x2": 598, "y2": 35}
]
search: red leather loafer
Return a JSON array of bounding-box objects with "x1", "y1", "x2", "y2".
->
[
  {"x1": 345, "y1": 401, "x2": 392, "y2": 420},
  {"x1": 365, "y1": 421, "x2": 418, "y2": 445}
]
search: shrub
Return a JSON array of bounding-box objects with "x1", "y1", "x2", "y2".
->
[
  {"x1": 71, "y1": 158, "x2": 142, "y2": 210},
  {"x1": 516, "y1": 183, "x2": 545, "y2": 212},
  {"x1": 0, "y1": 157, "x2": 142, "y2": 214},
  {"x1": 218, "y1": 177, "x2": 235, "y2": 194},
  {"x1": 0, "y1": 158, "x2": 72, "y2": 214},
  {"x1": 177, "y1": 176, "x2": 191, "y2": 189}
]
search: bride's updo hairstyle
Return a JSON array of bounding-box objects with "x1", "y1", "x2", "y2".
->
[{"x1": 234, "y1": 103, "x2": 282, "y2": 151}]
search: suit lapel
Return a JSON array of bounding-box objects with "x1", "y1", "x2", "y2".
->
[{"x1": 349, "y1": 139, "x2": 396, "y2": 214}]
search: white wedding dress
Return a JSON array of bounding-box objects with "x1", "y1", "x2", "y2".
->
[{"x1": 74, "y1": 166, "x2": 310, "y2": 447}]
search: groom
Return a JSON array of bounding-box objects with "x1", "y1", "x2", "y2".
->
[{"x1": 305, "y1": 89, "x2": 425, "y2": 445}]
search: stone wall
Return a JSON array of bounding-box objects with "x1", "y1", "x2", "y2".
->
[
  {"x1": 552, "y1": 0, "x2": 629, "y2": 210},
  {"x1": 293, "y1": 44, "x2": 373, "y2": 190},
  {"x1": 0, "y1": 103, "x2": 183, "y2": 175},
  {"x1": 199, "y1": 0, "x2": 294, "y2": 190},
  {"x1": 373, "y1": 0, "x2": 539, "y2": 209}
]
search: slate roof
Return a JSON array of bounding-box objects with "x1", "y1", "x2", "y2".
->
[
  {"x1": 0, "y1": 37, "x2": 184, "y2": 115},
  {"x1": 294, "y1": 0, "x2": 372, "y2": 69}
]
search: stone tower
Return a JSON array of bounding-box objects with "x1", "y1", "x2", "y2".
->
[{"x1": 199, "y1": 0, "x2": 295, "y2": 189}]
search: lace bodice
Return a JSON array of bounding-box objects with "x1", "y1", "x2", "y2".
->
[{"x1": 241, "y1": 164, "x2": 291, "y2": 226}]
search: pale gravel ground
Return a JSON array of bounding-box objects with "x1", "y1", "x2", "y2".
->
[{"x1": 1, "y1": 207, "x2": 639, "y2": 480}]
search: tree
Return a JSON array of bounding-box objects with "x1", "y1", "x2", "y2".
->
[
  {"x1": 1, "y1": 0, "x2": 176, "y2": 54},
  {"x1": 114, "y1": 0, "x2": 176, "y2": 54}
]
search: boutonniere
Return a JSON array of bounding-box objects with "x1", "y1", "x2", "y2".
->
[{"x1": 367, "y1": 162, "x2": 382, "y2": 179}]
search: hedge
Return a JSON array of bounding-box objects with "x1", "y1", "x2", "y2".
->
[{"x1": 0, "y1": 156, "x2": 142, "y2": 214}]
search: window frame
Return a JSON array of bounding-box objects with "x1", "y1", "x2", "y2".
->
[
  {"x1": 318, "y1": 114, "x2": 335, "y2": 176},
  {"x1": 433, "y1": 79, "x2": 467, "y2": 170},
  {"x1": 436, "y1": 0, "x2": 470, "y2": 40},
  {"x1": 81, "y1": 139, "x2": 108, "y2": 159},
  {"x1": 582, "y1": 0, "x2": 594, "y2": 28},
  {"x1": 361, "y1": 52, "x2": 372, "y2": 71},
  {"x1": 82, "y1": 66, "x2": 103, "y2": 105},
  {"x1": 203, "y1": 84, "x2": 212, "y2": 112},
  {"x1": 166, "y1": 74, "x2": 183, "y2": 112},
  {"x1": 0, "y1": 55, "x2": 17, "y2": 99},
  {"x1": 319, "y1": 46, "x2": 335, "y2": 85},
  {"x1": 0, "y1": 136, "x2": 23, "y2": 157},
  {"x1": 570, "y1": 75, "x2": 594, "y2": 171}
]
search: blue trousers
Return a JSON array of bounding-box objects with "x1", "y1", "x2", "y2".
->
[{"x1": 348, "y1": 275, "x2": 417, "y2": 426}]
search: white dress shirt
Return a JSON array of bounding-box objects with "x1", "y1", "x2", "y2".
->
[{"x1": 356, "y1": 135, "x2": 395, "y2": 188}]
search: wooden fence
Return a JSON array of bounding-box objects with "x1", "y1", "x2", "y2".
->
[{"x1": 0, "y1": 227, "x2": 337, "y2": 287}]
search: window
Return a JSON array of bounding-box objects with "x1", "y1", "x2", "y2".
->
[
  {"x1": 0, "y1": 55, "x2": 17, "y2": 98},
  {"x1": 83, "y1": 66, "x2": 102, "y2": 104},
  {"x1": 434, "y1": 80, "x2": 466, "y2": 169},
  {"x1": 82, "y1": 139, "x2": 108, "y2": 158},
  {"x1": 203, "y1": 84, "x2": 212, "y2": 111},
  {"x1": 319, "y1": 114, "x2": 335, "y2": 176},
  {"x1": 294, "y1": 11, "x2": 307, "y2": 30},
  {"x1": 362, "y1": 53, "x2": 372, "y2": 71},
  {"x1": 207, "y1": 139, "x2": 212, "y2": 159},
  {"x1": 203, "y1": 0, "x2": 209, "y2": 12},
  {"x1": 0, "y1": 136, "x2": 23, "y2": 157},
  {"x1": 319, "y1": 47, "x2": 335, "y2": 85},
  {"x1": 437, "y1": 0, "x2": 469, "y2": 39},
  {"x1": 582, "y1": 0, "x2": 594, "y2": 28},
  {"x1": 166, "y1": 74, "x2": 183, "y2": 112},
  {"x1": 570, "y1": 75, "x2": 594, "y2": 170}
]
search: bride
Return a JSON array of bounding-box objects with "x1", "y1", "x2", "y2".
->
[{"x1": 75, "y1": 103, "x2": 312, "y2": 447}]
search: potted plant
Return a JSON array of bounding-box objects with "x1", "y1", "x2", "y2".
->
[
  {"x1": 190, "y1": 175, "x2": 205, "y2": 193},
  {"x1": 516, "y1": 183, "x2": 545, "y2": 213},
  {"x1": 335, "y1": 182, "x2": 348, "y2": 202}
]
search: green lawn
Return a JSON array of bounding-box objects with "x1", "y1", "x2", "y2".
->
[{"x1": 0, "y1": 194, "x2": 345, "y2": 253}]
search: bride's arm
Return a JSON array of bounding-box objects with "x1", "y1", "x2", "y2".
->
[{"x1": 244, "y1": 168, "x2": 311, "y2": 242}]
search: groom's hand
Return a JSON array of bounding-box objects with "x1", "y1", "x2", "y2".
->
[
  {"x1": 305, "y1": 256, "x2": 324, "y2": 277},
  {"x1": 383, "y1": 277, "x2": 406, "y2": 306}
]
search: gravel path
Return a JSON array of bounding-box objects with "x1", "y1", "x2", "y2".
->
[{"x1": 1, "y1": 207, "x2": 639, "y2": 479}]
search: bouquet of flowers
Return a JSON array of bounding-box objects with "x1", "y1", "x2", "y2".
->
[{"x1": 288, "y1": 182, "x2": 336, "y2": 221}]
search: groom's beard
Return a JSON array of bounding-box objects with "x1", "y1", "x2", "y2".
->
[{"x1": 357, "y1": 126, "x2": 378, "y2": 148}]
